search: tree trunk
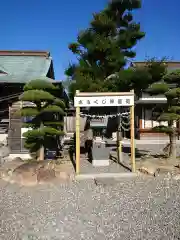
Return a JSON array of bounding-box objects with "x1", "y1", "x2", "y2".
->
[
  {"x1": 39, "y1": 145, "x2": 44, "y2": 161},
  {"x1": 56, "y1": 135, "x2": 61, "y2": 157},
  {"x1": 117, "y1": 106, "x2": 122, "y2": 163},
  {"x1": 168, "y1": 125, "x2": 177, "y2": 163},
  {"x1": 39, "y1": 122, "x2": 44, "y2": 161}
]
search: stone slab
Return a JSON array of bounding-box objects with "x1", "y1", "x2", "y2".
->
[
  {"x1": 92, "y1": 159, "x2": 110, "y2": 167},
  {"x1": 76, "y1": 172, "x2": 138, "y2": 180}
]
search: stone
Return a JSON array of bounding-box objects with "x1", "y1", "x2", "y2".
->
[
  {"x1": 0, "y1": 166, "x2": 38, "y2": 186},
  {"x1": 92, "y1": 159, "x2": 110, "y2": 166},
  {"x1": 0, "y1": 169, "x2": 12, "y2": 182},
  {"x1": 0, "y1": 160, "x2": 75, "y2": 186},
  {"x1": 158, "y1": 165, "x2": 176, "y2": 174},
  {"x1": 42, "y1": 161, "x2": 55, "y2": 170},
  {"x1": 0, "y1": 137, "x2": 7, "y2": 147},
  {"x1": 175, "y1": 163, "x2": 180, "y2": 168},
  {"x1": 1, "y1": 156, "x2": 23, "y2": 165},
  {"x1": 173, "y1": 174, "x2": 180, "y2": 180},
  {"x1": 13, "y1": 157, "x2": 23, "y2": 162},
  {"x1": 3, "y1": 162, "x2": 42, "y2": 186},
  {"x1": 92, "y1": 141, "x2": 109, "y2": 165},
  {"x1": 14, "y1": 162, "x2": 42, "y2": 173},
  {"x1": 0, "y1": 146, "x2": 10, "y2": 158},
  {"x1": 10, "y1": 169, "x2": 38, "y2": 186},
  {"x1": 0, "y1": 159, "x2": 24, "y2": 172},
  {"x1": 94, "y1": 178, "x2": 117, "y2": 186},
  {"x1": 55, "y1": 171, "x2": 69, "y2": 180},
  {"x1": 1, "y1": 137, "x2": 7, "y2": 146},
  {"x1": 138, "y1": 166, "x2": 159, "y2": 177},
  {"x1": 37, "y1": 168, "x2": 56, "y2": 184}
]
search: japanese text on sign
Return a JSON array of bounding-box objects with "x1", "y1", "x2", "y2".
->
[{"x1": 74, "y1": 96, "x2": 134, "y2": 107}]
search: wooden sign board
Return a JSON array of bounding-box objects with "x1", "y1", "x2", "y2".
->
[{"x1": 74, "y1": 95, "x2": 134, "y2": 107}]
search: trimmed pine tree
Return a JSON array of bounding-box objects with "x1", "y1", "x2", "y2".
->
[
  {"x1": 19, "y1": 79, "x2": 65, "y2": 160},
  {"x1": 149, "y1": 70, "x2": 180, "y2": 161}
]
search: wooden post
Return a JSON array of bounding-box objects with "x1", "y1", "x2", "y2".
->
[
  {"x1": 118, "y1": 123, "x2": 122, "y2": 163},
  {"x1": 117, "y1": 106, "x2": 122, "y2": 163},
  {"x1": 20, "y1": 101, "x2": 23, "y2": 154},
  {"x1": 130, "y1": 90, "x2": 136, "y2": 172},
  {"x1": 8, "y1": 105, "x2": 11, "y2": 129},
  {"x1": 75, "y1": 90, "x2": 80, "y2": 174}
]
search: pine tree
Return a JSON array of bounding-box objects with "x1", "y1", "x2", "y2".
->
[
  {"x1": 127, "y1": 57, "x2": 168, "y2": 97},
  {"x1": 19, "y1": 79, "x2": 65, "y2": 160},
  {"x1": 65, "y1": 0, "x2": 145, "y2": 98},
  {"x1": 149, "y1": 70, "x2": 180, "y2": 161}
]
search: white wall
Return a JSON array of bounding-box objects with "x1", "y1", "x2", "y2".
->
[
  {"x1": 21, "y1": 128, "x2": 31, "y2": 138},
  {"x1": 0, "y1": 134, "x2": 7, "y2": 142},
  {"x1": 142, "y1": 108, "x2": 175, "y2": 129},
  {"x1": 144, "y1": 109, "x2": 153, "y2": 128}
]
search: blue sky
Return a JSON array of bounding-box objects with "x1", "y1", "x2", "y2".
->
[{"x1": 1, "y1": 0, "x2": 179, "y2": 79}]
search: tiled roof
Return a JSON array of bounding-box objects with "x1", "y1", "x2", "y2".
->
[
  {"x1": 133, "y1": 61, "x2": 180, "y2": 72},
  {"x1": 0, "y1": 55, "x2": 52, "y2": 83},
  {"x1": 167, "y1": 66, "x2": 180, "y2": 72}
]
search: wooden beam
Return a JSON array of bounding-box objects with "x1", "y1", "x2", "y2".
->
[
  {"x1": 76, "y1": 92, "x2": 134, "y2": 97},
  {"x1": 0, "y1": 50, "x2": 50, "y2": 57}
]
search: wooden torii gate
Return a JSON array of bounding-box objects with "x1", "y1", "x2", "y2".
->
[{"x1": 74, "y1": 90, "x2": 135, "y2": 175}]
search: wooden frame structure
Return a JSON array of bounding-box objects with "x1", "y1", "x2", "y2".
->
[{"x1": 74, "y1": 90, "x2": 135, "y2": 175}]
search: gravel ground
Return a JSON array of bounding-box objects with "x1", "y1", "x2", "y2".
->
[
  {"x1": 110, "y1": 141, "x2": 180, "y2": 164},
  {"x1": 0, "y1": 175, "x2": 180, "y2": 240},
  {"x1": 134, "y1": 143, "x2": 180, "y2": 156},
  {"x1": 79, "y1": 141, "x2": 170, "y2": 174}
]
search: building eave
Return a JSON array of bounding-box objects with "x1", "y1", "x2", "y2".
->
[
  {"x1": 0, "y1": 50, "x2": 50, "y2": 57},
  {"x1": 137, "y1": 97, "x2": 167, "y2": 104}
]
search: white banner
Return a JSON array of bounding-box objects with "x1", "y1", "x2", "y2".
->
[{"x1": 74, "y1": 95, "x2": 134, "y2": 107}]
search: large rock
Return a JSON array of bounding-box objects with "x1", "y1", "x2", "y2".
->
[
  {"x1": 0, "y1": 158, "x2": 24, "y2": 179},
  {"x1": 0, "y1": 160, "x2": 75, "y2": 186},
  {"x1": 8, "y1": 168, "x2": 38, "y2": 187},
  {"x1": 3, "y1": 162, "x2": 42, "y2": 186},
  {"x1": 4, "y1": 162, "x2": 55, "y2": 186},
  {"x1": 37, "y1": 168, "x2": 56, "y2": 184}
]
